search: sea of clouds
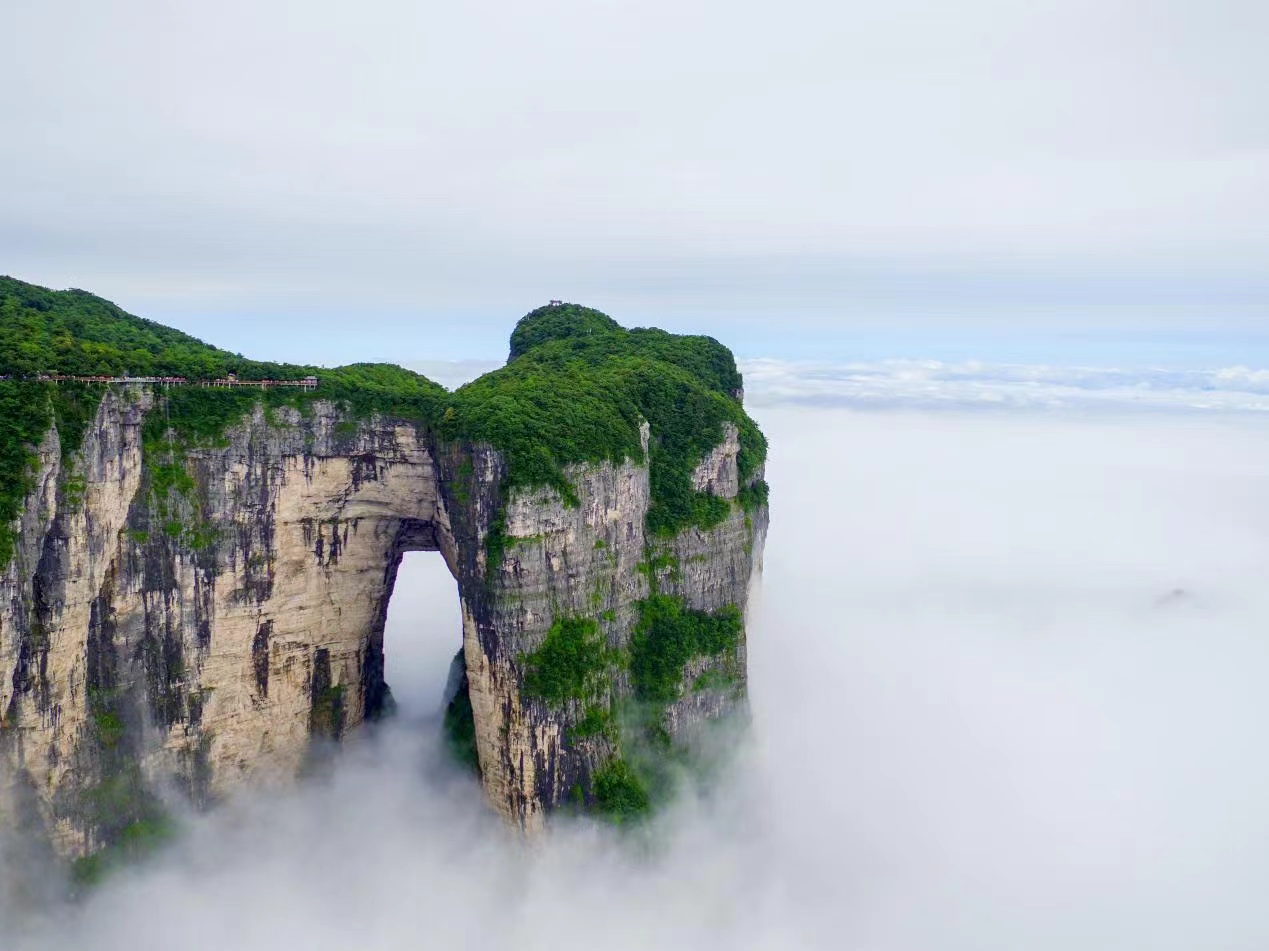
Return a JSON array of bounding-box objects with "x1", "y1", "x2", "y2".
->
[
  {"x1": 5, "y1": 372, "x2": 1269, "y2": 950},
  {"x1": 742, "y1": 358, "x2": 1269, "y2": 413}
]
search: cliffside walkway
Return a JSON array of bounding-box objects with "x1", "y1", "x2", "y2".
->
[{"x1": 0, "y1": 373, "x2": 319, "y2": 390}]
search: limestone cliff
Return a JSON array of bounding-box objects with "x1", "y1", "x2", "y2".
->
[{"x1": 0, "y1": 292, "x2": 769, "y2": 861}]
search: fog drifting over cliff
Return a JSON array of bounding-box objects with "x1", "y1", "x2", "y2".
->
[{"x1": 8, "y1": 405, "x2": 1269, "y2": 950}]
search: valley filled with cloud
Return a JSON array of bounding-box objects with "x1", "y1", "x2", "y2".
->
[
  {"x1": 743, "y1": 358, "x2": 1269, "y2": 413},
  {"x1": 6, "y1": 393, "x2": 1268, "y2": 951}
]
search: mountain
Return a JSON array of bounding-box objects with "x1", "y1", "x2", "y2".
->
[{"x1": 0, "y1": 278, "x2": 769, "y2": 879}]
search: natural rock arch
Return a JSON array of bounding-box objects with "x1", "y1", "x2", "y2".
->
[
  {"x1": 0, "y1": 289, "x2": 769, "y2": 861},
  {"x1": 1, "y1": 394, "x2": 765, "y2": 856}
]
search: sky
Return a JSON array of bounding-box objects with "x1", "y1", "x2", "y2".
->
[
  {"x1": 7, "y1": 402, "x2": 1269, "y2": 950},
  {"x1": 3, "y1": 0, "x2": 1267, "y2": 364}
]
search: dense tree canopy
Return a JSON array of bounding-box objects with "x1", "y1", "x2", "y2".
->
[
  {"x1": 444, "y1": 303, "x2": 765, "y2": 534},
  {"x1": 0, "y1": 276, "x2": 445, "y2": 401},
  {"x1": 508, "y1": 303, "x2": 622, "y2": 360},
  {"x1": 1, "y1": 276, "x2": 269, "y2": 379}
]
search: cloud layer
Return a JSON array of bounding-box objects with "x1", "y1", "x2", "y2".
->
[
  {"x1": 7, "y1": 404, "x2": 1269, "y2": 949},
  {"x1": 743, "y1": 358, "x2": 1269, "y2": 413}
]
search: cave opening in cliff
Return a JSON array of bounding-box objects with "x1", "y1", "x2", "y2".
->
[{"x1": 381, "y1": 550, "x2": 463, "y2": 720}]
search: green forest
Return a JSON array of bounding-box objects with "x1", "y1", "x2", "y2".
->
[
  {"x1": 2, "y1": 275, "x2": 341, "y2": 381},
  {"x1": 439, "y1": 302, "x2": 766, "y2": 535},
  {"x1": 0, "y1": 279, "x2": 767, "y2": 567}
]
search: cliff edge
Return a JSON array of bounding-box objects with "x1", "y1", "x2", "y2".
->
[{"x1": 0, "y1": 281, "x2": 769, "y2": 865}]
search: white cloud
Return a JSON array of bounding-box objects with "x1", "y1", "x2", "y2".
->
[
  {"x1": 7, "y1": 407, "x2": 1269, "y2": 950},
  {"x1": 405, "y1": 360, "x2": 502, "y2": 391},
  {"x1": 1213, "y1": 365, "x2": 1269, "y2": 388},
  {"x1": 742, "y1": 358, "x2": 1269, "y2": 412},
  {"x1": 1, "y1": 0, "x2": 1265, "y2": 331}
]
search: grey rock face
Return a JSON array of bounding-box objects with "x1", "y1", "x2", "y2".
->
[{"x1": 0, "y1": 391, "x2": 767, "y2": 856}]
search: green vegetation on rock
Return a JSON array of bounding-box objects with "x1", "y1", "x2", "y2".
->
[
  {"x1": 630, "y1": 595, "x2": 742, "y2": 704},
  {"x1": 70, "y1": 814, "x2": 175, "y2": 889},
  {"x1": 136, "y1": 364, "x2": 443, "y2": 453},
  {"x1": 592, "y1": 758, "x2": 651, "y2": 822},
  {"x1": 0, "y1": 380, "x2": 106, "y2": 567},
  {"x1": 559, "y1": 594, "x2": 744, "y2": 823},
  {"x1": 520, "y1": 616, "x2": 629, "y2": 747},
  {"x1": 736, "y1": 478, "x2": 770, "y2": 513},
  {"x1": 571, "y1": 703, "x2": 616, "y2": 741},
  {"x1": 71, "y1": 683, "x2": 176, "y2": 889},
  {"x1": 692, "y1": 668, "x2": 736, "y2": 692},
  {"x1": 521, "y1": 616, "x2": 612, "y2": 706},
  {"x1": 310, "y1": 684, "x2": 346, "y2": 740},
  {"x1": 0, "y1": 383, "x2": 56, "y2": 567},
  {"x1": 439, "y1": 302, "x2": 767, "y2": 536},
  {"x1": 443, "y1": 668, "x2": 481, "y2": 775}
]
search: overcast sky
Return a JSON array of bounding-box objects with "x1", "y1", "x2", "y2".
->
[{"x1": 2, "y1": 0, "x2": 1265, "y2": 363}]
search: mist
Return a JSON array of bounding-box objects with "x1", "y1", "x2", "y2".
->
[{"x1": 6, "y1": 405, "x2": 1269, "y2": 950}]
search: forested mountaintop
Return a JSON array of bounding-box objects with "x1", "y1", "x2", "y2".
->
[{"x1": 0, "y1": 277, "x2": 767, "y2": 565}]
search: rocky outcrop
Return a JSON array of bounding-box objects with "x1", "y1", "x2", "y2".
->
[{"x1": 0, "y1": 389, "x2": 767, "y2": 857}]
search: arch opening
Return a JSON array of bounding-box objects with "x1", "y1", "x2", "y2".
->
[{"x1": 380, "y1": 549, "x2": 463, "y2": 721}]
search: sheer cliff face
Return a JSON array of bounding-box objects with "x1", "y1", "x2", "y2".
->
[{"x1": 0, "y1": 393, "x2": 767, "y2": 856}]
